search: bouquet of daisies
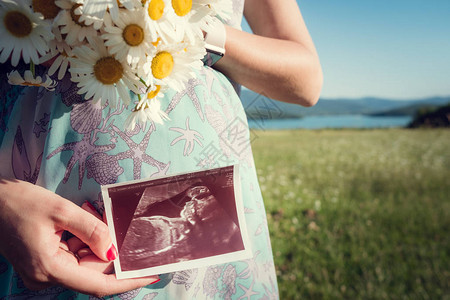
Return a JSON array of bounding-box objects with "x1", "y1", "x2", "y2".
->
[{"x1": 0, "y1": 0, "x2": 231, "y2": 130}]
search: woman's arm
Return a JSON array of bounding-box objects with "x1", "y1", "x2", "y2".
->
[{"x1": 214, "y1": 0, "x2": 323, "y2": 106}]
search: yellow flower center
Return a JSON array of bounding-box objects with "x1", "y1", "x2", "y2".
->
[
  {"x1": 123, "y1": 24, "x2": 145, "y2": 46},
  {"x1": 32, "y1": 0, "x2": 60, "y2": 19},
  {"x1": 23, "y1": 82, "x2": 41, "y2": 87},
  {"x1": 151, "y1": 51, "x2": 174, "y2": 79},
  {"x1": 148, "y1": 0, "x2": 165, "y2": 20},
  {"x1": 147, "y1": 85, "x2": 161, "y2": 99},
  {"x1": 94, "y1": 57, "x2": 124, "y2": 85},
  {"x1": 70, "y1": 4, "x2": 85, "y2": 27},
  {"x1": 4, "y1": 11, "x2": 32, "y2": 38},
  {"x1": 172, "y1": 0, "x2": 192, "y2": 17}
]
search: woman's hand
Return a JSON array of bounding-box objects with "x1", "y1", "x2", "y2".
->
[{"x1": 0, "y1": 178, "x2": 159, "y2": 297}]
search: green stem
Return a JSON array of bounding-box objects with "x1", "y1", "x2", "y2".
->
[
  {"x1": 139, "y1": 77, "x2": 148, "y2": 88},
  {"x1": 30, "y1": 61, "x2": 35, "y2": 77}
]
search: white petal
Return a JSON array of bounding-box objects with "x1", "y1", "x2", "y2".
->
[
  {"x1": 48, "y1": 56, "x2": 63, "y2": 76},
  {"x1": 58, "y1": 59, "x2": 69, "y2": 80},
  {"x1": 116, "y1": 82, "x2": 130, "y2": 106}
]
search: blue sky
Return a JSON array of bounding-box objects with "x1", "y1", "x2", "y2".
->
[{"x1": 241, "y1": 0, "x2": 450, "y2": 100}]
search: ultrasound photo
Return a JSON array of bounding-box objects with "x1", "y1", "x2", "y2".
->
[{"x1": 102, "y1": 165, "x2": 251, "y2": 279}]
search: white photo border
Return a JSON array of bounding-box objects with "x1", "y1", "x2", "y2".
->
[{"x1": 101, "y1": 164, "x2": 252, "y2": 279}]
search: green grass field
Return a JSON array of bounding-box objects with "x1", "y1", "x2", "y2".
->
[{"x1": 251, "y1": 129, "x2": 449, "y2": 299}]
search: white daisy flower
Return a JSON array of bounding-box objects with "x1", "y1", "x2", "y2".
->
[
  {"x1": 0, "y1": 0, "x2": 54, "y2": 66},
  {"x1": 75, "y1": 1, "x2": 103, "y2": 30},
  {"x1": 38, "y1": 26, "x2": 73, "y2": 80},
  {"x1": 102, "y1": 8, "x2": 155, "y2": 66},
  {"x1": 54, "y1": 0, "x2": 99, "y2": 45},
  {"x1": 142, "y1": 41, "x2": 206, "y2": 91},
  {"x1": 69, "y1": 37, "x2": 143, "y2": 108},
  {"x1": 8, "y1": 70, "x2": 57, "y2": 91},
  {"x1": 82, "y1": 0, "x2": 141, "y2": 21},
  {"x1": 142, "y1": 0, "x2": 178, "y2": 43},
  {"x1": 168, "y1": 0, "x2": 212, "y2": 43},
  {"x1": 124, "y1": 107, "x2": 149, "y2": 132},
  {"x1": 125, "y1": 85, "x2": 169, "y2": 131}
]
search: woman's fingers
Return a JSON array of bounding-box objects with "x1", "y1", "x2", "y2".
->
[
  {"x1": 76, "y1": 247, "x2": 114, "y2": 274},
  {"x1": 53, "y1": 200, "x2": 116, "y2": 262},
  {"x1": 78, "y1": 253, "x2": 114, "y2": 274},
  {"x1": 67, "y1": 237, "x2": 87, "y2": 254},
  {"x1": 51, "y1": 249, "x2": 159, "y2": 298}
]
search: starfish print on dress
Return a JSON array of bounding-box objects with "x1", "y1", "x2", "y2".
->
[
  {"x1": 170, "y1": 117, "x2": 204, "y2": 156},
  {"x1": 165, "y1": 78, "x2": 205, "y2": 121},
  {"x1": 33, "y1": 113, "x2": 50, "y2": 138},
  {"x1": 237, "y1": 280, "x2": 259, "y2": 300},
  {"x1": 112, "y1": 124, "x2": 168, "y2": 180},
  {"x1": 47, "y1": 133, "x2": 116, "y2": 189}
]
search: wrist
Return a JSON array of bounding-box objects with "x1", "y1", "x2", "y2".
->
[{"x1": 203, "y1": 21, "x2": 226, "y2": 67}]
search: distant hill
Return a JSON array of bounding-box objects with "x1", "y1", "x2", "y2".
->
[
  {"x1": 408, "y1": 104, "x2": 450, "y2": 128},
  {"x1": 240, "y1": 89, "x2": 450, "y2": 119},
  {"x1": 369, "y1": 103, "x2": 445, "y2": 116}
]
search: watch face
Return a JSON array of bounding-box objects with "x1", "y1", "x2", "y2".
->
[
  {"x1": 203, "y1": 43, "x2": 225, "y2": 67},
  {"x1": 204, "y1": 50, "x2": 224, "y2": 67}
]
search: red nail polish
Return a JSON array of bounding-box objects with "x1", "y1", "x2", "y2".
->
[
  {"x1": 150, "y1": 278, "x2": 161, "y2": 285},
  {"x1": 106, "y1": 244, "x2": 117, "y2": 261},
  {"x1": 85, "y1": 201, "x2": 97, "y2": 213}
]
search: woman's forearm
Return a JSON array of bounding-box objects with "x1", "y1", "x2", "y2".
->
[{"x1": 215, "y1": 26, "x2": 322, "y2": 107}]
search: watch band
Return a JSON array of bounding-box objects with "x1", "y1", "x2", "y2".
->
[{"x1": 203, "y1": 21, "x2": 226, "y2": 67}]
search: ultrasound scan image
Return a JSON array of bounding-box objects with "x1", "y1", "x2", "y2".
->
[{"x1": 119, "y1": 180, "x2": 243, "y2": 271}]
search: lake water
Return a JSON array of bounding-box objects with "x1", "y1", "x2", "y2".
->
[{"x1": 247, "y1": 115, "x2": 413, "y2": 130}]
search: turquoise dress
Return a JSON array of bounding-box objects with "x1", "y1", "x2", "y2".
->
[{"x1": 0, "y1": 1, "x2": 279, "y2": 299}]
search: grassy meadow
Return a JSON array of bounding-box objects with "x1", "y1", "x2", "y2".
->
[{"x1": 251, "y1": 128, "x2": 449, "y2": 299}]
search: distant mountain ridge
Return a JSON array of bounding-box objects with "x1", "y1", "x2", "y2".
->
[{"x1": 240, "y1": 89, "x2": 450, "y2": 119}]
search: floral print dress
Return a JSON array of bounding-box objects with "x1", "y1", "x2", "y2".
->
[{"x1": 0, "y1": 0, "x2": 279, "y2": 299}]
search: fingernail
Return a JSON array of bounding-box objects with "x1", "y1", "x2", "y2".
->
[
  {"x1": 84, "y1": 201, "x2": 98, "y2": 213},
  {"x1": 106, "y1": 244, "x2": 117, "y2": 261},
  {"x1": 150, "y1": 278, "x2": 161, "y2": 285},
  {"x1": 77, "y1": 248, "x2": 93, "y2": 259}
]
